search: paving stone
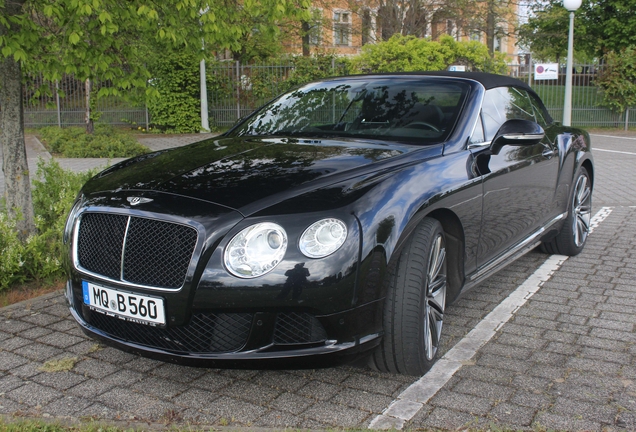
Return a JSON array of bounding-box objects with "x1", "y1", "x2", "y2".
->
[
  {"x1": 455, "y1": 365, "x2": 515, "y2": 385},
  {"x1": 549, "y1": 382, "x2": 613, "y2": 403},
  {"x1": 552, "y1": 397, "x2": 618, "y2": 424},
  {"x1": 0, "y1": 352, "x2": 29, "y2": 371},
  {"x1": 297, "y1": 380, "x2": 341, "y2": 401},
  {"x1": 121, "y1": 356, "x2": 162, "y2": 373},
  {"x1": 19, "y1": 313, "x2": 62, "y2": 327},
  {"x1": 268, "y1": 392, "x2": 314, "y2": 415},
  {"x1": 567, "y1": 356, "x2": 622, "y2": 374},
  {"x1": 220, "y1": 380, "x2": 281, "y2": 406},
  {"x1": 130, "y1": 376, "x2": 186, "y2": 400},
  {"x1": 73, "y1": 358, "x2": 119, "y2": 379},
  {"x1": 150, "y1": 363, "x2": 206, "y2": 382},
  {"x1": 9, "y1": 361, "x2": 43, "y2": 379},
  {"x1": 65, "y1": 377, "x2": 117, "y2": 398},
  {"x1": 36, "y1": 332, "x2": 85, "y2": 348},
  {"x1": 588, "y1": 317, "x2": 634, "y2": 332},
  {"x1": 13, "y1": 343, "x2": 63, "y2": 362},
  {"x1": 88, "y1": 346, "x2": 137, "y2": 364},
  {"x1": 495, "y1": 333, "x2": 548, "y2": 350},
  {"x1": 31, "y1": 371, "x2": 87, "y2": 390},
  {"x1": 172, "y1": 388, "x2": 221, "y2": 410},
  {"x1": 580, "y1": 346, "x2": 630, "y2": 364},
  {"x1": 5, "y1": 381, "x2": 60, "y2": 406},
  {"x1": 543, "y1": 329, "x2": 579, "y2": 343},
  {"x1": 308, "y1": 366, "x2": 355, "y2": 384},
  {"x1": 545, "y1": 341, "x2": 580, "y2": 356},
  {"x1": 578, "y1": 335, "x2": 629, "y2": 351},
  {"x1": 303, "y1": 401, "x2": 370, "y2": 427},
  {"x1": 480, "y1": 342, "x2": 532, "y2": 359},
  {"x1": 47, "y1": 320, "x2": 78, "y2": 333},
  {"x1": 509, "y1": 391, "x2": 551, "y2": 410},
  {"x1": 476, "y1": 353, "x2": 532, "y2": 373},
  {"x1": 252, "y1": 409, "x2": 306, "y2": 428},
  {"x1": 533, "y1": 411, "x2": 602, "y2": 431},
  {"x1": 341, "y1": 373, "x2": 404, "y2": 396},
  {"x1": 0, "y1": 395, "x2": 26, "y2": 414},
  {"x1": 190, "y1": 371, "x2": 234, "y2": 391},
  {"x1": 330, "y1": 387, "x2": 394, "y2": 413},
  {"x1": 429, "y1": 389, "x2": 493, "y2": 415},
  {"x1": 41, "y1": 395, "x2": 94, "y2": 416},
  {"x1": 97, "y1": 387, "x2": 179, "y2": 420},
  {"x1": 452, "y1": 378, "x2": 514, "y2": 401},
  {"x1": 252, "y1": 370, "x2": 310, "y2": 392},
  {"x1": 0, "y1": 374, "x2": 26, "y2": 393},
  {"x1": 419, "y1": 406, "x2": 478, "y2": 430},
  {"x1": 204, "y1": 395, "x2": 268, "y2": 424},
  {"x1": 489, "y1": 402, "x2": 536, "y2": 426},
  {"x1": 529, "y1": 351, "x2": 569, "y2": 366},
  {"x1": 20, "y1": 327, "x2": 53, "y2": 340},
  {"x1": 1, "y1": 337, "x2": 35, "y2": 351}
]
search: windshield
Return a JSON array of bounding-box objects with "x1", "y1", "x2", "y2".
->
[{"x1": 228, "y1": 77, "x2": 470, "y2": 143}]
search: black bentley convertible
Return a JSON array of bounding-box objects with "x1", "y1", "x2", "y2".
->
[{"x1": 64, "y1": 72, "x2": 593, "y2": 375}]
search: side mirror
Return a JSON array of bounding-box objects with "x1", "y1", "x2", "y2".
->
[{"x1": 490, "y1": 119, "x2": 545, "y2": 155}]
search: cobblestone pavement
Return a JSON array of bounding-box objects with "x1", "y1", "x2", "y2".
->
[{"x1": 1, "y1": 133, "x2": 635, "y2": 430}]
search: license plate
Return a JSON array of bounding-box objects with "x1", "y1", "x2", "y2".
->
[{"x1": 82, "y1": 281, "x2": 166, "y2": 326}]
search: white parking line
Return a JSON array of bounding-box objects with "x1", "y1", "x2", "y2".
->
[
  {"x1": 368, "y1": 207, "x2": 614, "y2": 430},
  {"x1": 591, "y1": 134, "x2": 636, "y2": 141},
  {"x1": 594, "y1": 148, "x2": 636, "y2": 156}
]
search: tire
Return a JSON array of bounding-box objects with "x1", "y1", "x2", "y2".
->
[
  {"x1": 370, "y1": 218, "x2": 447, "y2": 375},
  {"x1": 541, "y1": 166, "x2": 592, "y2": 256}
]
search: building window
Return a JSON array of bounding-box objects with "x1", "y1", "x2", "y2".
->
[
  {"x1": 334, "y1": 11, "x2": 351, "y2": 46},
  {"x1": 470, "y1": 31, "x2": 481, "y2": 42}
]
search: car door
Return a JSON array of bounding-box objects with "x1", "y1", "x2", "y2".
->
[{"x1": 472, "y1": 86, "x2": 560, "y2": 268}]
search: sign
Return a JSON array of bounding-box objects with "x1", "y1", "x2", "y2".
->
[
  {"x1": 534, "y1": 63, "x2": 559, "y2": 80},
  {"x1": 448, "y1": 65, "x2": 466, "y2": 72}
]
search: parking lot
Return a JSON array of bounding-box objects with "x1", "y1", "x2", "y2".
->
[{"x1": 1, "y1": 132, "x2": 635, "y2": 430}]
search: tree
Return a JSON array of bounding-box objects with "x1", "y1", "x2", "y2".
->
[
  {"x1": 596, "y1": 47, "x2": 636, "y2": 115},
  {"x1": 520, "y1": 0, "x2": 636, "y2": 60},
  {"x1": 0, "y1": 0, "x2": 309, "y2": 239},
  {"x1": 518, "y1": 0, "x2": 571, "y2": 62}
]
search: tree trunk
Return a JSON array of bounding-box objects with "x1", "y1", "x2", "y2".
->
[
  {"x1": 486, "y1": 1, "x2": 495, "y2": 55},
  {"x1": 85, "y1": 78, "x2": 94, "y2": 134},
  {"x1": 0, "y1": 0, "x2": 36, "y2": 241},
  {"x1": 301, "y1": 21, "x2": 311, "y2": 57}
]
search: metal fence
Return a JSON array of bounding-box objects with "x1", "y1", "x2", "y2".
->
[
  {"x1": 19, "y1": 62, "x2": 634, "y2": 130},
  {"x1": 22, "y1": 74, "x2": 148, "y2": 129}
]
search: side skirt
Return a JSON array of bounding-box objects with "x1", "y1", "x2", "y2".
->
[{"x1": 461, "y1": 212, "x2": 567, "y2": 293}]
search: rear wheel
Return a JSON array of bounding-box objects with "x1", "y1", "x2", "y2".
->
[
  {"x1": 370, "y1": 218, "x2": 447, "y2": 375},
  {"x1": 541, "y1": 166, "x2": 592, "y2": 256}
]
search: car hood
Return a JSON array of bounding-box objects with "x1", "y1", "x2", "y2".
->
[{"x1": 83, "y1": 136, "x2": 426, "y2": 214}]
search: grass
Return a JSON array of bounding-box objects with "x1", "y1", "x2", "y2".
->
[{"x1": 39, "y1": 357, "x2": 78, "y2": 373}]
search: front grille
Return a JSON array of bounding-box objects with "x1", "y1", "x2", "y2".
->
[
  {"x1": 273, "y1": 312, "x2": 328, "y2": 345},
  {"x1": 84, "y1": 305, "x2": 253, "y2": 353},
  {"x1": 76, "y1": 212, "x2": 198, "y2": 289}
]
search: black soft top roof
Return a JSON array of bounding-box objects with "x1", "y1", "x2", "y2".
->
[{"x1": 412, "y1": 71, "x2": 533, "y2": 92}]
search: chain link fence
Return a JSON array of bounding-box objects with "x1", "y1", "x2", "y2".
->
[{"x1": 19, "y1": 62, "x2": 634, "y2": 130}]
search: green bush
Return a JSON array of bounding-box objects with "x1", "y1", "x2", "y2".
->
[
  {"x1": 0, "y1": 159, "x2": 97, "y2": 291},
  {"x1": 147, "y1": 52, "x2": 206, "y2": 133},
  {"x1": 38, "y1": 125, "x2": 148, "y2": 158},
  {"x1": 350, "y1": 34, "x2": 508, "y2": 74}
]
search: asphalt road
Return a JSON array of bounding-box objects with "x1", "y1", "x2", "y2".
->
[{"x1": 1, "y1": 132, "x2": 635, "y2": 430}]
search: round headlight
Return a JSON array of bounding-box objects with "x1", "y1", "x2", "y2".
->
[
  {"x1": 224, "y1": 222, "x2": 287, "y2": 278},
  {"x1": 299, "y1": 218, "x2": 348, "y2": 258}
]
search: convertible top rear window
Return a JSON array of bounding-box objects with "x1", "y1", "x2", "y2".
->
[{"x1": 229, "y1": 78, "x2": 470, "y2": 143}]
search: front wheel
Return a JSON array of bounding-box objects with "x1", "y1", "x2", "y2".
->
[
  {"x1": 541, "y1": 166, "x2": 592, "y2": 256},
  {"x1": 370, "y1": 218, "x2": 447, "y2": 375}
]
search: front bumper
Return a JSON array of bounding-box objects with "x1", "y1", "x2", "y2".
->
[{"x1": 66, "y1": 281, "x2": 382, "y2": 369}]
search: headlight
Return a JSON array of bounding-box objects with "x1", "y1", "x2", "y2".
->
[
  {"x1": 299, "y1": 218, "x2": 347, "y2": 258},
  {"x1": 63, "y1": 197, "x2": 84, "y2": 244},
  {"x1": 224, "y1": 222, "x2": 287, "y2": 278}
]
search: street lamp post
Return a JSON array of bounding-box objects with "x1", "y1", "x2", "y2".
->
[{"x1": 563, "y1": 0, "x2": 582, "y2": 127}]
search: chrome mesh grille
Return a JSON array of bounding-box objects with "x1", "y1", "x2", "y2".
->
[
  {"x1": 273, "y1": 312, "x2": 328, "y2": 345},
  {"x1": 76, "y1": 212, "x2": 198, "y2": 289}
]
